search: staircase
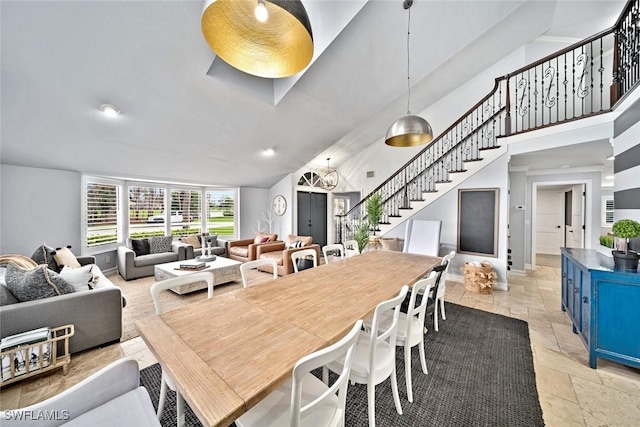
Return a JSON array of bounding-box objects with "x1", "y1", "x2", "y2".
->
[{"x1": 336, "y1": 0, "x2": 639, "y2": 243}]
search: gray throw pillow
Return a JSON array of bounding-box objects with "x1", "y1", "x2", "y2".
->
[
  {"x1": 149, "y1": 236, "x2": 173, "y2": 254},
  {"x1": 5, "y1": 264, "x2": 74, "y2": 302},
  {"x1": 31, "y1": 244, "x2": 60, "y2": 272}
]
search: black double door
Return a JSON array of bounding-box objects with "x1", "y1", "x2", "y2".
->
[{"x1": 297, "y1": 191, "x2": 327, "y2": 248}]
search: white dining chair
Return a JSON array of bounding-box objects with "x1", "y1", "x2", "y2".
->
[
  {"x1": 239, "y1": 258, "x2": 278, "y2": 288},
  {"x1": 343, "y1": 240, "x2": 360, "y2": 258},
  {"x1": 235, "y1": 319, "x2": 363, "y2": 427},
  {"x1": 324, "y1": 286, "x2": 409, "y2": 427},
  {"x1": 291, "y1": 248, "x2": 318, "y2": 273},
  {"x1": 366, "y1": 272, "x2": 437, "y2": 403},
  {"x1": 434, "y1": 251, "x2": 456, "y2": 331},
  {"x1": 150, "y1": 272, "x2": 214, "y2": 427},
  {"x1": 322, "y1": 243, "x2": 345, "y2": 263}
]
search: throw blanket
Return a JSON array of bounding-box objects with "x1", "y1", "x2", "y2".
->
[{"x1": 0, "y1": 254, "x2": 38, "y2": 270}]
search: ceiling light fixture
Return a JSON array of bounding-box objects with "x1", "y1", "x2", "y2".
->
[
  {"x1": 263, "y1": 148, "x2": 275, "y2": 156},
  {"x1": 99, "y1": 104, "x2": 120, "y2": 117},
  {"x1": 319, "y1": 158, "x2": 339, "y2": 190},
  {"x1": 385, "y1": 0, "x2": 433, "y2": 147},
  {"x1": 255, "y1": 0, "x2": 268, "y2": 22},
  {"x1": 201, "y1": 0, "x2": 314, "y2": 78}
]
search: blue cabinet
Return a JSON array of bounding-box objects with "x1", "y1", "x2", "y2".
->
[{"x1": 561, "y1": 248, "x2": 640, "y2": 369}]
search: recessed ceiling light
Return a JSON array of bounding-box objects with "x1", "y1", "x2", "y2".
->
[
  {"x1": 607, "y1": 155, "x2": 615, "y2": 160},
  {"x1": 561, "y1": 165, "x2": 570, "y2": 168},
  {"x1": 263, "y1": 148, "x2": 275, "y2": 156},
  {"x1": 99, "y1": 104, "x2": 120, "y2": 117}
]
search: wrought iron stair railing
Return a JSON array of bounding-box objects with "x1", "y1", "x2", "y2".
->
[{"x1": 336, "y1": 0, "x2": 639, "y2": 243}]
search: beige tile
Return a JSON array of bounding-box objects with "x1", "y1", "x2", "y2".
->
[
  {"x1": 534, "y1": 345, "x2": 602, "y2": 384},
  {"x1": 536, "y1": 365, "x2": 578, "y2": 403},
  {"x1": 539, "y1": 393, "x2": 586, "y2": 426},
  {"x1": 551, "y1": 322, "x2": 586, "y2": 349},
  {"x1": 0, "y1": 383, "x2": 22, "y2": 410},
  {"x1": 572, "y1": 376, "x2": 640, "y2": 427},
  {"x1": 530, "y1": 328, "x2": 561, "y2": 351}
]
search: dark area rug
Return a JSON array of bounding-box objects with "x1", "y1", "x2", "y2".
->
[{"x1": 140, "y1": 302, "x2": 544, "y2": 427}]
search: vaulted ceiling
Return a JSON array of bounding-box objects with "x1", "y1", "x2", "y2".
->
[{"x1": 0, "y1": 0, "x2": 625, "y2": 188}]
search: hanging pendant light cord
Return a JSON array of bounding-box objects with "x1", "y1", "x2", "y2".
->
[{"x1": 406, "y1": 5, "x2": 411, "y2": 116}]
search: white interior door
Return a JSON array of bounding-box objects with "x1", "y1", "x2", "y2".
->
[
  {"x1": 565, "y1": 185, "x2": 585, "y2": 248},
  {"x1": 536, "y1": 190, "x2": 563, "y2": 255}
]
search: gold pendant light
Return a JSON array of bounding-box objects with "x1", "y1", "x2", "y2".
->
[
  {"x1": 201, "y1": 0, "x2": 314, "y2": 79},
  {"x1": 385, "y1": 0, "x2": 433, "y2": 147}
]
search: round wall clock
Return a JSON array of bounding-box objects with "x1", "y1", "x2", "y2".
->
[{"x1": 273, "y1": 195, "x2": 287, "y2": 216}]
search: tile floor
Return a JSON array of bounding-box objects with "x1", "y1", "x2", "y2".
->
[{"x1": 1, "y1": 264, "x2": 639, "y2": 426}]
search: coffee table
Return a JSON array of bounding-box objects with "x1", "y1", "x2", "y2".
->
[{"x1": 154, "y1": 257, "x2": 242, "y2": 295}]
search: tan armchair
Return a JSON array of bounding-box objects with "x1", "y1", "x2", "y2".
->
[
  {"x1": 227, "y1": 232, "x2": 278, "y2": 263},
  {"x1": 256, "y1": 235, "x2": 321, "y2": 276}
]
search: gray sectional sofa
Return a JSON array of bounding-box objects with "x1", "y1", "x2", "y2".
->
[
  {"x1": 0, "y1": 256, "x2": 124, "y2": 355},
  {"x1": 117, "y1": 239, "x2": 189, "y2": 280}
]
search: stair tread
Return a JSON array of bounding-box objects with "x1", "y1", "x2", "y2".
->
[{"x1": 479, "y1": 145, "x2": 501, "y2": 151}]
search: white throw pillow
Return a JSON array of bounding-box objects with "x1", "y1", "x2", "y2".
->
[{"x1": 59, "y1": 264, "x2": 94, "y2": 292}]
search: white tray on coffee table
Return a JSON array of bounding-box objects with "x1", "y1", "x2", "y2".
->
[{"x1": 154, "y1": 257, "x2": 242, "y2": 295}]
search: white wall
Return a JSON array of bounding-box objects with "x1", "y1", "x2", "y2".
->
[
  {"x1": 381, "y1": 153, "x2": 509, "y2": 289},
  {"x1": 238, "y1": 187, "x2": 270, "y2": 239},
  {"x1": 269, "y1": 174, "x2": 296, "y2": 240},
  {"x1": 1, "y1": 165, "x2": 81, "y2": 256}
]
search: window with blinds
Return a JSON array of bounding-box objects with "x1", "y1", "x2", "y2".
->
[
  {"x1": 206, "y1": 190, "x2": 236, "y2": 237},
  {"x1": 85, "y1": 181, "x2": 121, "y2": 247},
  {"x1": 602, "y1": 197, "x2": 614, "y2": 226},
  {"x1": 171, "y1": 189, "x2": 202, "y2": 237},
  {"x1": 128, "y1": 186, "x2": 166, "y2": 239}
]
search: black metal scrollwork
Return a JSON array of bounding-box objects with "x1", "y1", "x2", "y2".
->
[
  {"x1": 544, "y1": 66, "x2": 557, "y2": 107},
  {"x1": 517, "y1": 77, "x2": 528, "y2": 116},
  {"x1": 576, "y1": 53, "x2": 590, "y2": 99}
]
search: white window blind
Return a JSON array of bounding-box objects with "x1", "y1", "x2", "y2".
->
[
  {"x1": 129, "y1": 185, "x2": 165, "y2": 238},
  {"x1": 602, "y1": 197, "x2": 614, "y2": 226},
  {"x1": 206, "y1": 190, "x2": 236, "y2": 237},
  {"x1": 85, "y1": 181, "x2": 120, "y2": 247},
  {"x1": 171, "y1": 189, "x2": 201, "y2": 236}
]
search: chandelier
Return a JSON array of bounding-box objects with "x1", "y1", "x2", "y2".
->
[{"x1": 384, "y1": 0, "x2": 433, "y2": 147}]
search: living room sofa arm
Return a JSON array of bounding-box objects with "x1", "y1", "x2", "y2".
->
[
  {"x1": 77, "y1": 256, "x2": 96, "y2": 266},
  {"x1": 0, "y1": 287, "x2": 123, "y2": 355},
  {"x1": 117, "y1": 246, "x2": 136, "y2": 281},
  {"x1": 172, "y1": 241, "x2": 191, "y2": 261},
  {"x1": 256, "y1": 241, "x2": 286, "y2": 257}
]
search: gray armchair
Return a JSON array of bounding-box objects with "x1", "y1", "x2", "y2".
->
[{"x1": 0, "y1": 358, "x2": 159, "y2": 427}]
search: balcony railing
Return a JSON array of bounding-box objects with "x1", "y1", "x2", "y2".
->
[{"x1": 336, "y1": 0, "x2": 639, "y2": 243}]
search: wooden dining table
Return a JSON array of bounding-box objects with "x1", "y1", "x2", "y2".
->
[{"x1": 136, "y1": 250, "x2": 441, "y2": 427}]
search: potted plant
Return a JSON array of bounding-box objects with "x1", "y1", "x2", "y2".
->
[
  {"x1": 366, "y1": 193, "x2": 383, "y2": 235},
  {"x1": 353, "y1": 223, "x2": 371, "y2": 253},
  {"x1": 366, "y1": 193, "x2": 383, "y2": 248},
  {"x1": 611, "y1": 219, "x2": 640, "y2": 270}
]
